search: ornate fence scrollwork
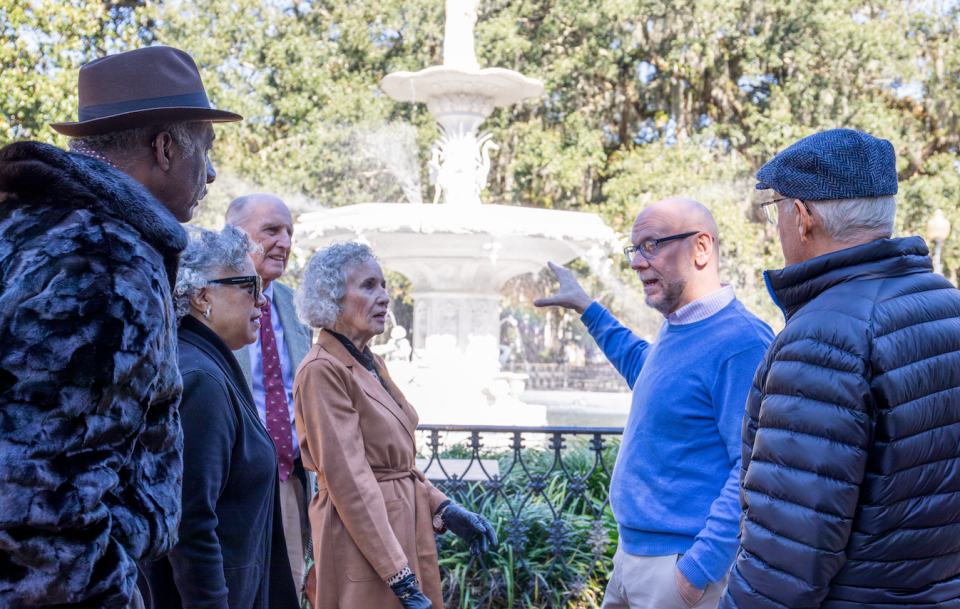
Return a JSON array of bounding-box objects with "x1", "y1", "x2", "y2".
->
[{"x1": 416, "y1": 425, "x2": 623, "y2": 608}]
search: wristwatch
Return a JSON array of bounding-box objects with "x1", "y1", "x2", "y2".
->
[{"x1": 433, "y1": 501, "x2": 451, "y2": 532}]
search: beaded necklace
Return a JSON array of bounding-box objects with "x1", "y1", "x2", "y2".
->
[{"x1": 71, "y1": 145, "x2": 119, "y2": 170}]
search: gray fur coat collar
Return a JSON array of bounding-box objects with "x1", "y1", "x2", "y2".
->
[{"x1": 0, "y1": 141, "x2": 186, "y2": 286}]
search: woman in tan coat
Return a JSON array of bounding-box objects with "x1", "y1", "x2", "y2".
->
[{"x1": 293, "y1": 242, "x2": 497, "y2": 609}]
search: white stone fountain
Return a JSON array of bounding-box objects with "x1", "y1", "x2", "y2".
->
[{"x1": 295, "y1": 0, "x2": 618, "y2": 425}]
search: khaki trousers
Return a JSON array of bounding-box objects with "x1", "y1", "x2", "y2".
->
[
  {"x1": 601, "y1": 548, "x2": 727, "y2": 609},
  {"x1": 280, "y1": 472, "x2": 309, "y2": 588}
]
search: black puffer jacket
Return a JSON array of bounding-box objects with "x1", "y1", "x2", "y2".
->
[
  {"x1": 722, "y1": 237, "x2": 960, "y2": 608},
  {"x1": 0, "y1": 142, "x2": 186, "y2": 608}
]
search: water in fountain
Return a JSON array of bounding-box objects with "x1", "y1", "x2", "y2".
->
[
  {"x1": 358, "y1": 122, "x2": 424, "y2": 205},
  {"x1": 498, "y1": 266, "x2": 639, "y2": 427}
]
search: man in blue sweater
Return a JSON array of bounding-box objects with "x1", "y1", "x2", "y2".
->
[{"x1": 536, "y1": 198, "x2": 773, "y2": 608}]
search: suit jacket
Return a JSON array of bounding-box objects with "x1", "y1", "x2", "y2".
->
[
  {"x1": 139, "y1": 315, "x2": 298, "y2": 609},
  {"x1": 233, "y1": 281, "x2": 313, "y2": 388},
  {"x1": 294, "y1": 330, "x2": 448, "y2": 609}
]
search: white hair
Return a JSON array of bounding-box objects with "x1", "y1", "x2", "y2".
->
[
  {"x1": 295, "y1": 242, "x2": 376, "y2": 329},
  {"x1": 174, "y1": 224, "x2": 262, "y2": 320},
  {"x1": 810, "y1": 195, "x2": 897, "y2": 243},
  {"x1": 225, "y1": 193, "x2": 286, "y2": 227}
]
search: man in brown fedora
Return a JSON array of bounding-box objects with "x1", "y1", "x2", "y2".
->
[{"x1": 0, "y1": 46, "x2": 241, "y2": 608}]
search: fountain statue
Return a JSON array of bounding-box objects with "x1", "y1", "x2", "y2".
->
[
  {"x1": 443, "y1": 0, "x2": 480, "y2": 71},
  {"x1": 295, "y1": 0, "x2": 618, "y2": 425},
  {"x1": 379, "y1": 0, "x2": 543, "y2": 205}
]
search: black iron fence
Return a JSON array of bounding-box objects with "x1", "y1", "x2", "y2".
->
[{"x1": 416, "y1": 425, "x2": 623, "y2": 609}]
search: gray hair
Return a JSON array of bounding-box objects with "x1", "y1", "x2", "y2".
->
[
  {"x1": 68, "y1": 121, "x2": 209, "y2": 166},
  {"x1": 174, "y1": 224, "x2": 262, "y2": 320},
  {"x1": 295, "y1": 242, "x2": 376, "y2": 329},
  {"x1": 810, "y1": 195, "x2": 897, "y2": 243}
]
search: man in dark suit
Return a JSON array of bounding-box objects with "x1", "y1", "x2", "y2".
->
[{"x1": 226, "y1": 194, "x2": 314, "y2": 592}]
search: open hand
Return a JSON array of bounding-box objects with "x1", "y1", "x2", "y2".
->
[{"x1": 533, "y1": 261, "x2": 593, "y2": 314}]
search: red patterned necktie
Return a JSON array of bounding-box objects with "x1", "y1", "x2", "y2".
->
[{"x1": 260, "y1": 295, "x2": 294, "y2": 482}]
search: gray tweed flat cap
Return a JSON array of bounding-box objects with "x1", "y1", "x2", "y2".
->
[{"x1": 756, "y1": 129, "x2": 898, "y2": 201}]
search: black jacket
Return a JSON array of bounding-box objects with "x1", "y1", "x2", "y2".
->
[
  {"x1": 722, "y1": 237, "x2": 960, "y2": 608},
  {"x1": 139, "y1": 315, "x2": 298, "y2": 609},
  {"x1": 0, "y1": 142, "x2": 185, "y2": 608}
]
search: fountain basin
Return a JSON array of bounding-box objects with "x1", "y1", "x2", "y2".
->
[{"x1": 296, "y1": 203, "x2": 616, "y2": 289}]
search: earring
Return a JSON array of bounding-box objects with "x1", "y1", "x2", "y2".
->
[{"x1": 204, "y1": 306, "x2": 211, "y2": 320}]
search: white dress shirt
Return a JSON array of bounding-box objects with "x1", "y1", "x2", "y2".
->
[{"x1": 247, "y1": 282, "x2": 299, "y2": 457}]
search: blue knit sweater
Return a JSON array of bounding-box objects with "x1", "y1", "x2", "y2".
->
[{"x1": 582, "y1": 299, "x2": 773, "y2": 588}]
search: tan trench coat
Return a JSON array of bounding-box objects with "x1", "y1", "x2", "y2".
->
[{"x1": 294, "y1": 330, "x2": 448, "y2": 609}]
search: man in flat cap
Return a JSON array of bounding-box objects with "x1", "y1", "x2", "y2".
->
[
  {"x1": 0, "y1": 47, "x2": 241, "y2": 608},
  {"x1": 721, "y1": 129, "x2": 960, "y2": 608}
]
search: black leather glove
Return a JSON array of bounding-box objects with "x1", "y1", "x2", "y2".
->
[
  {"x1": 390, "y1": 572, "x2": 432, "y2": 609},
  {"x1": 439, "y1": 502, "x2": 499, "y2": 556}
]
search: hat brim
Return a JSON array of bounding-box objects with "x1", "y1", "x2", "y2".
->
[{"x1": 50, "y1": 106, "x2": 243, "y2": 137}]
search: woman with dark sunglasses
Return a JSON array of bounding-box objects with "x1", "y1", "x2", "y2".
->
[{"x1": 138, "y1": 225, "x2": 298, "y2": 609}]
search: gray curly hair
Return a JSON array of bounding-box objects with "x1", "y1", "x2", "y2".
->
[
  {"x1": 174, "y1": 224, "x2": 263, "y2": 320},
  {"x1": 295, "y1": 242, "x2": 377, "y2": 329}
]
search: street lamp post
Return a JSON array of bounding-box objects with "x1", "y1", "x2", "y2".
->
[{"x1": 926, "y1": 210, "x2": 952, "y2": 276}]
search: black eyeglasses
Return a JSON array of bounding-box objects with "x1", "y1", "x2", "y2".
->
[
  {"x1": 759, "y1": 197, "x2": 812, "y2": 225},
  {"x1": 623, "y1": 232, "x2": 702, "y2": 261},
  {"x1": 208, "y1": 275, "x2": 263, "y2": 301}
]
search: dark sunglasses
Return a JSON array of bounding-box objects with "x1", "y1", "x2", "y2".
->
[{"x1": 208, "y1": 275, "x2": 263, "y2": 301}]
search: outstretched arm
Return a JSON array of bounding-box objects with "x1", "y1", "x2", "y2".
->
[{"x1": 535, "y1": 262, "x2": 650, "y2": 386}]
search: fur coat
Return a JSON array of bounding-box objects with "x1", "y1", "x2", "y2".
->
[{"x1": 0, "y1": 141, "x2": 186, "y2": 608}]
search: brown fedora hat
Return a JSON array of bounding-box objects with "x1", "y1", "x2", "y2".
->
[{"x1": 50, "y1": 46, "x2": 242, "y2": 137}]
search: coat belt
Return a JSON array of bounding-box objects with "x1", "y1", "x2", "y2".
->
[
  {"x1": 370, "y1": 467, "x2": 427, "y2": 485},
  {"x1": 320, "y1": 466, "x2": 437, "y2": 577}
]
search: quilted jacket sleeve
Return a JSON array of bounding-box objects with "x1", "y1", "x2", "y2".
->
[
  {"x1": 0, "y1": 207, "x2": 183, "y2": 605},
  {"x1": 721, "y1": 324, "x2": 875, "y2": 608}
]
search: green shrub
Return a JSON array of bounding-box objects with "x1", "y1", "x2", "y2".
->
[{"x1": 424, "y1": 434, "x2": 620, "y2": 608}]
